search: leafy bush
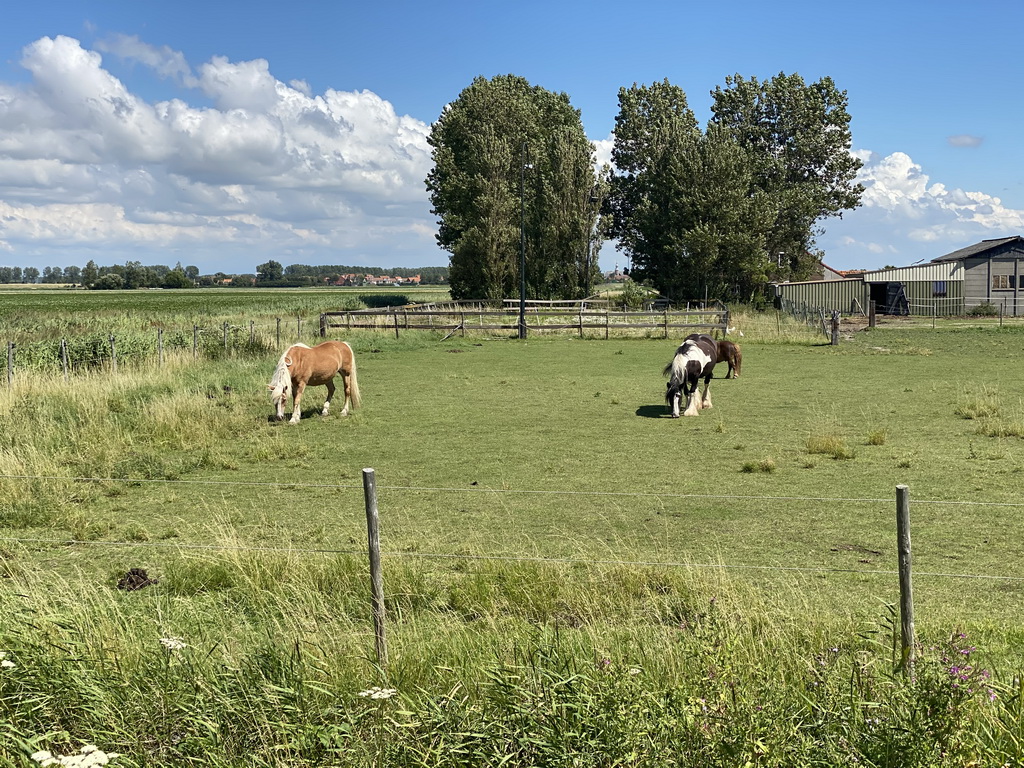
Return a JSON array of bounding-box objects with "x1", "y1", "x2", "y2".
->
[
  {"x1": 967, "y1": 302, "x2": 998, "y2": 316},
  {"x1": 360, "y1": 294, "x2": 410, "y2": 308}
]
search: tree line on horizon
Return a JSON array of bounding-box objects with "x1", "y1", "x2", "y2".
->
[
  {"x1": 0, "y1": 261, "x2": 450, "y2": 288},
  {"x1": 427, "y1": 72, "x2": 864, "y2": 305}
]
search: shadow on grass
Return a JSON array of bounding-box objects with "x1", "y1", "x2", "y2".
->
[{"x1": 636, "y1": 404, "x2": 672, "y2": 418}]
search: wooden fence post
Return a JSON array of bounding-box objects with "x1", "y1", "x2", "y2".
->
[
  {"x1": 193, "y1": 325, "x2": 199, "y2": 359},
  {"x1": 7, "y1": 342, "x2": 13, "y2": 387},
  {"x1": 158, "y1": 328, "x2": 164, "y2": 367},
  {"x1": 249, "y1": 320, "x2": 255, "y2": 345},
  {"x1": 868, "y1": 300, "x2": 877, "y2": 328},
  {"x1": 60, "y1": 339, "x2": 69, "y2": 381},
  {"x1": 109, "y1": 335, "x2": 117, "y2": 373},
  {"x1": 896, "y1": 484, "x2": 915, "y2": 676},
  {"x1": 319, "y1": 314, "x2": 326, "y2": 338},
  {"x1": 276, "y1": 317, "x2": 281, "y2": 348},
  {"x1": 362, "y1": 468, "x2": 388, "y2": 670},
  {"x1": 394, "y1": 311, "x2": 400, "y2": 339},
  {"x1": 830, "y1": 310, "x2": 840, "y2": 346}
]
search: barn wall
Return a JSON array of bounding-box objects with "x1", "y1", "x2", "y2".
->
[
  {"x1": 774, "y1": 279, "x2": 868, "y2": 314},
  {"x1": 900, "y1": 280, "x2": 964, "y2": 316}
]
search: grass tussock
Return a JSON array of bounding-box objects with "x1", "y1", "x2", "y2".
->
[
  {"x1": 806, "y1": 432, "x2": 856, "y2": 460},
  {"x1": 741, "y1": 457, "x2": 777, "y2": 473},
  {"x1": 955, "y1": 387, "x2": 1001, "y2": 420},
  {"x1": 866, "y1": 428, "x2": 888, "y2": 445}
]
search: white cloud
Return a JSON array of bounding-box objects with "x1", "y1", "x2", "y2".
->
[
  {"x1": 819, "y1": 149, "x2": 1024, "y2": 269},
  {"x1": 0, "y1": 35, "x2": 437, "y2": 271}
]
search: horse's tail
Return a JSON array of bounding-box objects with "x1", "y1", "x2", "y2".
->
[
  {"x1": 268, "y1": 348, "x2": 293, "y2": 405},
  {"x1": 343, "y1": 342, "x2": 361, "y2": 410}
]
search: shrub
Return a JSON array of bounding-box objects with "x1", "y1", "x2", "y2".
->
[{"x1": 967, "y1": 302, "x2": 998, "y2": 317}]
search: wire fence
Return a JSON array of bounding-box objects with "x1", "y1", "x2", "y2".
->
[{"x1": 2, "y1": 472, "x2": 1023, "y2": 584}]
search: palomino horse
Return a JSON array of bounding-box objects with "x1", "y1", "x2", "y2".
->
[
  {"x1": 268, "y1": 341, "x2": 361, "y2": 424},
  {"x1": 717, "y1": 339, "x2": 742, "y2": 379},
  {"x1": 664, "y1": 333, "x2": 719, "y2": 417}
]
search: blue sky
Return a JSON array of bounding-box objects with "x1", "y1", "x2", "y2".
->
[{"x1": 1, "y1": 0, "x2": 1022, "y2": 276}]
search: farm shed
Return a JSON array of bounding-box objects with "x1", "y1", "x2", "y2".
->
[
  {"x1": 931, "y1": 235, "x2": 1024, "y2": 316},
  {"x1": 860, "y1": 261, "x2": 964, "y2": 316},
  {"x1": 773, "y1": 277, "x2": 868, "y2": 314},
  {"x1": 774, "y1": 257, "x2": 964, "y2": 317}
]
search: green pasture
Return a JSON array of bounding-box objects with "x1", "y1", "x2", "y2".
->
[
  {"x1": 5, "y1": 306, "x2": 1024, "y2": 765},
  {"x1": 14, "y1": 327, "x2": 1024, "y2": 610}
]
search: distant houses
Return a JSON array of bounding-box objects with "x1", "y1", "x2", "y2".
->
[{"x1": 328, "y1": 273, "x2": 422, "y2": 287}]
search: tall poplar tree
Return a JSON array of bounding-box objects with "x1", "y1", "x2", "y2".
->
[
  {"x1": 426, "y1": 75, "x2": 600, "y2": 301},
  {"x1": 709, "y1": 73, "x2": 864, "y2": 279}
]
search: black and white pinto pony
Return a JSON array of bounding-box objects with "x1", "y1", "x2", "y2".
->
[{"x1": 664, "y1": 333, "x2": 719, "y2": 417}]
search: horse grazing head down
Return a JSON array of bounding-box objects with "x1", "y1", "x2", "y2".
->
[
  {"x1": 268, "y1": 341, "x2": 360, "y2": 424},
  {"x1": 664, "y1": 334, "x2": 719, "y2": 417}
]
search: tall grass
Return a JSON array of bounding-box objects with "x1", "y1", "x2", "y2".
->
[
  {"x1": 0, "y1": 354, "x2": 279, "y2": 529},
  {"x1": 0, "y1": 554, "x2": 1019, "y2": 766}
]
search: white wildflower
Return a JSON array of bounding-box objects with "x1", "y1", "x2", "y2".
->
[
  {"x1": 358, "y1": 686, "x2": 398, "y2": 700},
  {"x1": 159, "y1": 637, "x2": 187, "y2": 651},
  {"x1": 628, "y1": 667, "x2": 642, "y2": 676},
  {"x1": 31, "y1": 744, "x2": 120, "y2": 766},
  {"x1": 1, "y1": 659, "x2": 14, "y2": 669}
]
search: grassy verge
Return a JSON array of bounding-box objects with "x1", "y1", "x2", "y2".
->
[{"x1": 3, "y1": 322, "x2": 1024, "y2": 764}]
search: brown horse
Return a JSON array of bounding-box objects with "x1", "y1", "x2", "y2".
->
[
  {"x1": 717, "y1": 339, "x2": 742, "y2": 379},
  {"x1": 268, "y1": 341, "x2": 361, "y2": 424}
]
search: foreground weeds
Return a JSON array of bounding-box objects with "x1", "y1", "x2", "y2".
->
[{"x1": 0, "y1": 559, "x2": 1021, "y2": 767}]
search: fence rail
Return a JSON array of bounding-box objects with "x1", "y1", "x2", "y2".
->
[{"x1": 321, "y1": 305, "x2": 730, "y2": 339}]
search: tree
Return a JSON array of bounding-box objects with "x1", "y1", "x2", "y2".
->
[
  {"x1": 162, "y1": 268, "x2": 192, "y2": 289},
  {"x1": 90, "y1": 273, "x2": 124, "y2": 290},
  {"x1": 709, "y1": 73, "x2": 864, "y2": 279},
  {"x1": 23, "y1": 267, "x2": 39, "y2": 284},
  {"x1": 184, "y1": 265, "x2": 199, "y2": 282},
  {"x1": 256, "y1": 260, "x2": 284, "y2": 282},
  {"x1": 82, "y1": 260, "x2": 99, "y2": 287},
  {"x1": 426, "y1": 75, "x2": 600, "y2": 301},
  {"x1": 63, "y1": 265, "x2": 81, "y2": 284}
]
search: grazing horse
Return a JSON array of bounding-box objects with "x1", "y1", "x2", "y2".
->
[
  {"x1": 268, "y1": 341, "x2": 361, "y2": 424},
  {"x1": 664, "y1": 333, "x2": 719, "y2": 417},
  {"x1": 717, "y1": 339, "x2": 742, "y2": 379}
]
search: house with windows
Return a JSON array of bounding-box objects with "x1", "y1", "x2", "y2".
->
[
  {"x1": 773, "y1": 236, "x2": 1024, "y2": 316},
  {"x1": 930, "y1": 235, "x2": 1024, "y2": 316}
]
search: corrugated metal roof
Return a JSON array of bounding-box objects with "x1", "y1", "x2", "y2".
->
[
  {"x1": 862, "y1": 262, "x2": 962, "y2": 282},
  {"x1": 931, "y1": 236, "x2": 1024, "y2": 262}
]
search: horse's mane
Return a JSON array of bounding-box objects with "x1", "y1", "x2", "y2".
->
[{"x1": 268, "y1": 344, "x2": 309, "y2": 405}]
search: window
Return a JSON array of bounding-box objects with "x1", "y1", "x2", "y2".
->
[
  {"x1": 933, "y1": 280, "x2": 947, "y2": 297},
  {"x1": 992, "y1": 274, "x2": 1011, "y2": 290}
]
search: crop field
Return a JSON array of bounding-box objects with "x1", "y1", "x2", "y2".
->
[{"x1": 4, "y1": 292, "x2": 1024, "y2": 765}]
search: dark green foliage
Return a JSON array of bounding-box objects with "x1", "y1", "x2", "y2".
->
[
  {"x1": 359, "y1": 293, "x2": 410, "y2": 308},
  {"x1": 609, "y1": 73, "x2": 863, "y2": 303},
  {"x1": 427, "y1": 75, "x2": 600, "y2": 302}
]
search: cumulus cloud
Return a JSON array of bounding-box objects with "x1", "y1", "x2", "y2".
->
[
  {"x1": 818, "y1": 149, "x2": 1024, "y2": 269},
  {"x1": 0, "y1": 35, "x2": 436, "y2": 270}
]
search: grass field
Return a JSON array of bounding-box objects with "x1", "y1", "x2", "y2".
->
[{"x1": 4, "y1": 299, "x2": 1024, "y2": 765}]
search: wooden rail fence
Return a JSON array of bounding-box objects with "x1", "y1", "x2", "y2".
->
[{"x1": 320, "y1": 305, "x2": 730, "y2": 340}]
